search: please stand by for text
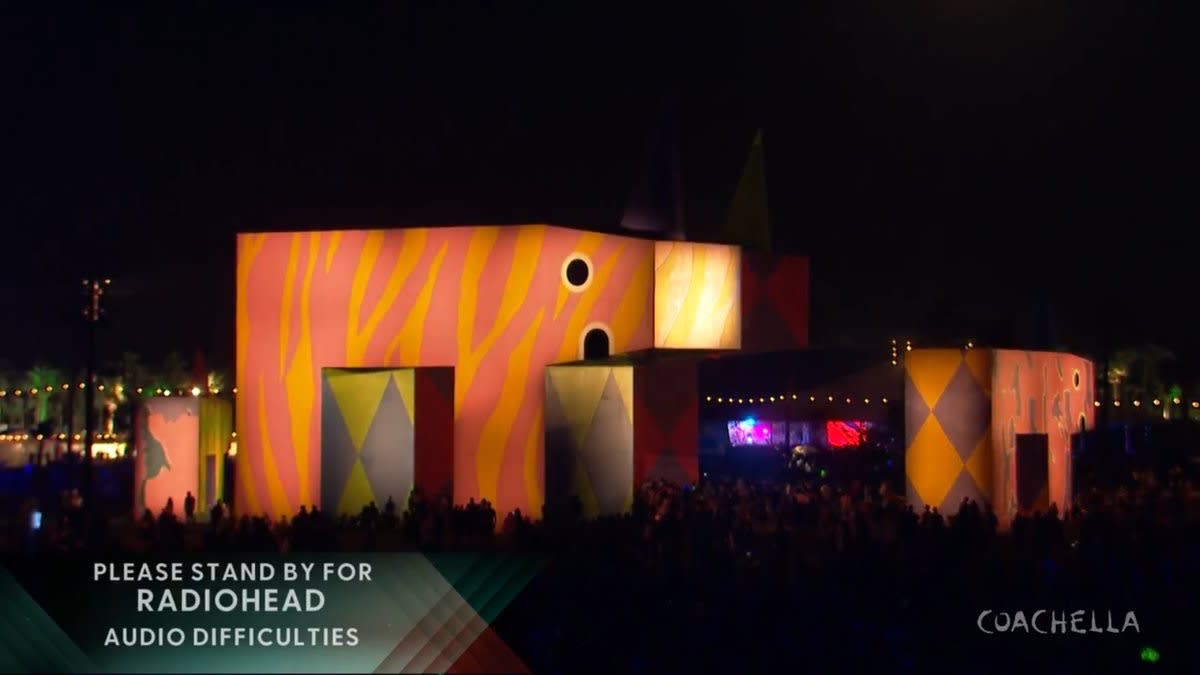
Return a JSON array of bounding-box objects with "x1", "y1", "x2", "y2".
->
[{"x1": 94, "y1": 561, "x2": 374, "y2": 648}]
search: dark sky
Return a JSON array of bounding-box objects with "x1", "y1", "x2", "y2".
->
[{"x1": 1, "y1": 2, "x2": 1194, "y2": 375}]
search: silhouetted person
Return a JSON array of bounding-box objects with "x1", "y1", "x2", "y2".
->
[{"x1": 184, "y1": 491, "x2": 196, "y2": 522}]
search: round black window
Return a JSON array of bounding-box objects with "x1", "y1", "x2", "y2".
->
[
  {"x1": 565, "y1": 258, "x2": 590, "y2": 287},
  {"x1": 583, "y1": 328, "x2": 610, "y2": 360},
  {"x1": 1073, "y1": 371, "x2": 1081, "y2": 388}
]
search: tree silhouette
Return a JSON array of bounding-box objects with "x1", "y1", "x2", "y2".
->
[
  {"x1": 160, "y1": 352, "x2": 188, "y2": 393},
  {"x1": 26, "y1": 365, "x2": 62, "y2": 424}
]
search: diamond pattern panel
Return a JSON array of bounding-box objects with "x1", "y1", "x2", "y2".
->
[
  {"x1": 320, "y1": 376, "x2": 358, "y2": 513},
  {"x1": 932, "y1": 363, "x2": 991, "y2": 462},
  {"x1": 939, "y1": 469, "x2": 988, "y2": 512},
  {"x1": 906, "y1": 416, "x2": 963, "y2": 510},
  {"x1": 905, "y1": 350, "x2": 961, "y2": 411},
  {"x1": 359, "y1": 380, "x2": 415, "y2": 508},
  {"x1": 904, "y1": 373, "x2": 930, "y2": 449}
]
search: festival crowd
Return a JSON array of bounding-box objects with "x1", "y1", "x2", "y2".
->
[{"x1": 8, "y1": 468, "x2": 1200, "y2": 672}]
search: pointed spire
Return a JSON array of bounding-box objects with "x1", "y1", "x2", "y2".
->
[
  {"x1": 621, "y1": 100, "x2": 684, "y2": 239},
  {"x1": 722, "y1": 130, "x2": 770, "y2": 251}
]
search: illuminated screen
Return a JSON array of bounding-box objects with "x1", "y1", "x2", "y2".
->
[
  {"x1": 728, "y1": 419, "x2": 772, "y2": 446},
  {"x1": 825, "y1": 420, "x2": 870, "y2": 448}
]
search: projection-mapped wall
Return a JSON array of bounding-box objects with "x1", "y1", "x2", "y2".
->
[
  {"x1": 238, "y1": 226, "x2": 656, "y2": 519},
  {"x1": 238, "y1": 224, "x2": 810, "y2": 520},
  {"x1": 135, "y1": 397, "x2": 232, "y2": 517},
  {"x1": 904, "y1": 348, "x2": 1094, "y2": 525}
]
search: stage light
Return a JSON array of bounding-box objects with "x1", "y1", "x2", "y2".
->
[
  {"x1": 61, "y1": 384, "x2": 68, "y2": 390},
  {"x1": 1192, "y1": 401, "x2": 1199, "y2": 408},
  {"x1": 827, "y1": 396, "x2": 833, "y2": 402},
  {"x1": 1133, "y1": 400, "x2": 1141, "y2": 407},
  {"x1": 29, "y1": 389, "x2": 37, "y2": 396},
  {"x1": 191, "y1": 387, "x2": 202, "y2": 396},
  {"x1": 706, "y1": 396, "x2": 712, "y2": 401},
  {"x1": 1153, "y1": 399, "x2": 1161, "y2": 406},
  {"x1": 1114, "y1": 400, "x2": 1121, "y2": 407},
  {"x1": 164, "y1": 390, "x2": 172, "y2": 397},
  {"x1": 845, "y1": 398, "x2": 851, "y2": 403},
  {"x1": 738, "y1": 398, "x2": 744, "y2": 403},
  {"x1": 232, "y1": 387, "x2": 238, "y2": 394},
  {"x1": 1173, "y1": 397, "x2": 1181, "y2": 404},
  {"x1": 769, "y1": 396, "x2": 775, "y2": 402},
  {"x1": 136, "y1": 387, "x2": 143, "y2": 394},
  {"x1": 882, "y1": 398, "x2": 888, "y2": 403},
  {"x1": 759, "y1": 398, "x2": 764, "y2": 402},
  {"x1": 1094, "y1": 400, "x2": 1100, "y2": 407},
  {"x1": 78, "y1": 382, "x2": 85, "y2": 389},
  {"x1": 791, "y1": 394, "x2": 797, "y2": 400},
  {"x1": 716, "y1": 397, "x2": 722, "y2": 402},
  {"x1": 864, "y1": 398, "x2": 870, "y2": 403},
  {"x1": 96, "y1": 384, "x2": 104, "y2": 391},
  {"x1": 809, "y1": 396, "x2": 815, "y2": 402}
]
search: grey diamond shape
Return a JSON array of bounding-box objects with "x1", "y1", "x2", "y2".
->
[
  {"x1": 932, "y1": 364, "x2": 991, "y2": 462},
  {"x1": 904, "y1": 373, "x2": 930, "y2": 448},
  {"x1": 320, "y1": 375, "x2": 357, "y2": 513},
  {"x1": 543, "y1": 373, "x2": 577, "y2": 507},
  {"x1": 359, "y1": 379, "x2": 414, "y2": 508},
  {"x1": 939, "y1": 468, "x2": 988, "y2": 514},
  {"x1": 579, "y1": 375, "x2": 634, "y2": 517}
]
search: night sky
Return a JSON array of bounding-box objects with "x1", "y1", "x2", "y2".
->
[{"x1": 1, "y1": 2, "x2": 1193, "y2": 375}]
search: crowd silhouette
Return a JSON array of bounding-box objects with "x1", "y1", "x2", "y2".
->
[{"x1": 8, "y1": 467, "x2": 1200, "y2": 672}]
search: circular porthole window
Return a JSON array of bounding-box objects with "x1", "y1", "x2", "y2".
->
[{"x1": 561, "y1": 253, "x2": 593, "y2": 292}]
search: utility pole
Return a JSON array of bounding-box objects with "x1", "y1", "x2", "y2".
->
[{"x1": 82, "y1": 278, "x2": 109, "y2": 511}]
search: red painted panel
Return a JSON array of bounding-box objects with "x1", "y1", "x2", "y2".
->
[
  {"x1": 414, "y1": 367, "x2": 456, "y2": 499},
  {"x1": 633, "y1": 360, "x2": 700, "y2": 486}
]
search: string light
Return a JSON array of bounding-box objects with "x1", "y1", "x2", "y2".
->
[{"x1": 704, "y1": 394, "x2": 895, "y2": 405}]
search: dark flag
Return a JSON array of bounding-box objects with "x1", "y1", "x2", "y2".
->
[{"x1": 621, "y1": 102, "x2": 684, "y2": 239}]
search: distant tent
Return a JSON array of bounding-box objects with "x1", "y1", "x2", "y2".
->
[
  {"x1": 721, "y1": 130, "x2": 771, "y2": 251},
  {"x1": 621, "y1": 103, "x2": 684, "y2": 240}
]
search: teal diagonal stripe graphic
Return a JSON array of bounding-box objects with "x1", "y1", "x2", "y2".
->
[
  {"x1": 0, "y1": 567, "x2": 94, "y2": 674},
  {"x1": 372, "y1": 555, "x2": 542, "y2": 674},
  {"x1": 424, "y1": 554, "x2": 543, "y2": 624}
]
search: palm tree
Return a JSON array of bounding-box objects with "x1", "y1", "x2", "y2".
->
[
  {"x1": 26, "y1": 364, "x2": 63, "y2": 425},
  {"x1": 120, "y1": 352, "x2": 148, "y2": 392},
  {"x1": 0, "y1": 371, "x2": 10, "y2": 427},
  {"x1": 161, "y1": 352, "x2": 188, "y2": 393},
  {"x1": 207, "y1": 370, "x2": 227, "y2": 394}
]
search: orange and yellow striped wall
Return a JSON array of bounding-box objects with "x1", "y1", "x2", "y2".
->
[{"x1": 236, "y1": 225, "x2": 657, "y2": 520}]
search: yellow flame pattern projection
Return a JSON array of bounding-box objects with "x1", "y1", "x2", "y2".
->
[{"x1": 653, "y1": 241, "x2": 741, "y2": 349}]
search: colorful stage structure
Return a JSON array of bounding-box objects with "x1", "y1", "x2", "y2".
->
[
  {"x1": 236, "y1": 227, "x2": 808, "y2": 520},
  {"x1": 903, "y1": 348, "x2": 1095, "y2": 526},
  {"x1": 134, "y1": 395, "x2": 232, "y2": 518}
]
